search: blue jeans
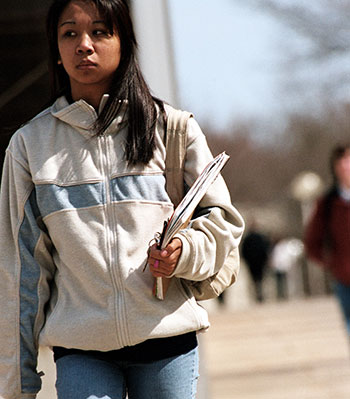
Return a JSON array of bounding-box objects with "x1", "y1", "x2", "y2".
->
[
  {"x1": 334, "y1": 282, "x2": 350, "y2": 335},
  {"x1": 55, "y1": 347, "x2": 199, "y2": 399}
]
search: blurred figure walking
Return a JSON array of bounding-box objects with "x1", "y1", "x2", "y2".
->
[
  {"x1": 269, "y1": 237, "x2": 304, "y2": 300},
  {"x1": 241, "y1": 222, "x2": 270, "y2": 302},
  {"x1": 304, "y1": 144, "x2": 350, "y2": 335}
]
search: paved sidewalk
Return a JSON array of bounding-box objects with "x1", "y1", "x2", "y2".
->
[{"x1": 202, "y1": 296, "x2": 350, "y2": 399}]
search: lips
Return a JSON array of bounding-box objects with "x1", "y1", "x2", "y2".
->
[{"x1": 77, "y1": 60, "x2": 97, "y2": 69}]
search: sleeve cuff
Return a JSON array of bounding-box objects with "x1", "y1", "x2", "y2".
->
[{"x1": 169, "y1": 232, "x2": 192, "y2": 278}]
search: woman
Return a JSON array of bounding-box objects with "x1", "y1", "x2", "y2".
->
[
  {"x1": 0, "y1": 0, "x2": 244, "y2": 398},
  {"x1": 304, "y1": 144, "x2": 350, "y2": 335}
]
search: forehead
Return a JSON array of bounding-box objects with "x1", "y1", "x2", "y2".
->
[
  {"x1": 335, "y1": 150, "x2": 350, "y2": 164},
  {"x1": 59, "y1": 0, "x2": 102, "y2": 24},
  {"x1": 341, "y1": 150, "x2": 350, "y2": 160}
]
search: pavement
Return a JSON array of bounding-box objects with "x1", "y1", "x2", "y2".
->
[{"x1": 202, "y1": 295, "x2": 350, "y2": 399}]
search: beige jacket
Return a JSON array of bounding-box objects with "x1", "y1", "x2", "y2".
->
[{"x1": 0, "y1": 96, "x2": 244, "y2": 398}]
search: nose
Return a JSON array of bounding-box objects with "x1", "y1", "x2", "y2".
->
[{"x1": 76, "y1": 33, "x2": 94, "y2": 55}]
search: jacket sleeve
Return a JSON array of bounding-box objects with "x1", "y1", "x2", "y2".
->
[
  {"x1": 171, "y1": 117, "x2": 245, "y2": 281},
  {"x1": 0, "y1": 146, "x2": 56, "y2": 398},
  {"x1": 303, "y1": 198, "x2": 328, "y2": 266}
]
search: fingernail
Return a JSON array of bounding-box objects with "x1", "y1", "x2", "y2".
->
[{"x1": 154, "y1": 260, "x2": 159, "y2": 268}]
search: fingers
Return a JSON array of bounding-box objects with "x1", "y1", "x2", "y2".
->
[
  {"x1": 149, "y1": 254, "x2": 176, "y2": 277},
  {"x1": 148, "y1": 238, "x2": 182, "y2": 277}
]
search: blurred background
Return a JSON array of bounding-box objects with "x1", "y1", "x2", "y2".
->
[{"x1": 1, "y1": 0, "x2": 350, "y2": 398}]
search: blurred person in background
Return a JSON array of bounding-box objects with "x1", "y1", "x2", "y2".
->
[
  {"x1": 304, "y1": 144, "x2": 350, "y2": 336},
  {"x1": 269, "y1": 237, "x2": 304, "y2": 300},
  {"x1": 241, "y1": 221, "x2": 270, "y2": 302}
]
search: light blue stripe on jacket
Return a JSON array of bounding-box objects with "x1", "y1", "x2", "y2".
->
[
  {"x1": 110, "y1": 175, "x2": 170, "y2": 203},
  {"x1": 18, "y1": 189, "x2": 42, "y2": 393},
  {"x1": 35, "y1": 175, "x2": 170, "y2": 218}
]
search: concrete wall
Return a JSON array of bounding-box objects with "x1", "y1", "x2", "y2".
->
[{"x1": 130, "y1": 0, "x2": 178, "y2": 106}]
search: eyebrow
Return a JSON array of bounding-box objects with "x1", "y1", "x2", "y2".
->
[{"x1": 58, "y1": 20, "x2": 106, "y2": 28}]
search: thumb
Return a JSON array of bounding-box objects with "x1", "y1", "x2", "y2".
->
[{"x1": 163, "y1": 237, "x2": 182, "y2": 257}]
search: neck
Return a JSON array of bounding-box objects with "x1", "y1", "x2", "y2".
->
[
  {"x1": 338, "y1": 179, "x2": 350, "y2": 190},
  {"x1": 70, "y1": 82, "x2": 110, "y2": 110}
]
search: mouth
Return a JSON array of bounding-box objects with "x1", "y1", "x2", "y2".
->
[{"x1": 77, "y1": 60, "x2": 97, "y2": 69}]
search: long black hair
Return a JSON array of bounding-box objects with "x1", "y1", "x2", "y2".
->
[{"x1": 46, "y1": 0, "x2": 165, "y2": 165}]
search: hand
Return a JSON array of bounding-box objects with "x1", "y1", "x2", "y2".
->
[{"x1": 148, "y1": 238, "x2": 182, "y2": 278}]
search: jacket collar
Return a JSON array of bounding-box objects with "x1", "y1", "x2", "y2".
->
[
  {"x1": 51, "y1": 95, "x2": 128, "y2": 134},
  {"x1": 339, "y1": 185, "x2": 350, "y2": 202}
]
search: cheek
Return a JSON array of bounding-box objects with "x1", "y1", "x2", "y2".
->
[
  {"x1": 108, "y1": 38, "x2": 121, "y2": 66},
  {"x1": 57, "y1": 43, "x2": 66, "y2": 62},
  {"x1": 112, "y1": 52, "x2": 121, "y2": 70},
  {"x1": 336, "y1": 165, "x2": 350, "y2": 181},
  {"x1": 339, "y1": 159, "x2": 350, "y2": 171},
  {"x1": 103, "y1": 45, "x2": 121, "y2": 70},
  {"x1": 57, "y1": 40, "x2": 74, "y2": 62}
]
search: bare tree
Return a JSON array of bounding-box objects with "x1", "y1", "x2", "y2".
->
[
  {"x1": 204, "y1": 101, "x2": 350, "y2": 235},
  {"x1": 238, "y1": 0, "x2": 350, "y2": 99}
]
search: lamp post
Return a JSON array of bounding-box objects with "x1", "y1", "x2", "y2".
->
[
  {"x1": 290, "y1": 171, "x2": 324, "y2": 296},
  {"x1": 291, "y1": 171, "x2": 324, "y2": 223}
]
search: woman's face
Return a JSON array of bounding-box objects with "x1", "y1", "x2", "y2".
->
[
  {"x1": 57, "y1": 0, "x2": 121, "y2": 100},
  {"x1": 334, "y1": 150, "x2": 350, "y2": 189}
]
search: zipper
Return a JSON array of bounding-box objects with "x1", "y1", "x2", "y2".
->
[{"x1": 99, "y1": 133, "x2": 129, "y2": 347}]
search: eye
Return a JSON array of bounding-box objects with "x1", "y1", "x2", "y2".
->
[
  {"x1": 93, "y1": 29, "x2": 109, "y2": 36},
  {"x1": 63, "y1": 30, "x2": 76, "y2": 38}
]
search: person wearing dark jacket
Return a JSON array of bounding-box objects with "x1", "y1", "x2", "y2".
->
[{"x1": 304, "y1": 144, "x2": 350, "y2": 335}]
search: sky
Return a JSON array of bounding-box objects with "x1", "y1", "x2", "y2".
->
[{"x1": 167, "y1": 0, "x2": 314, "y2": 131}]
